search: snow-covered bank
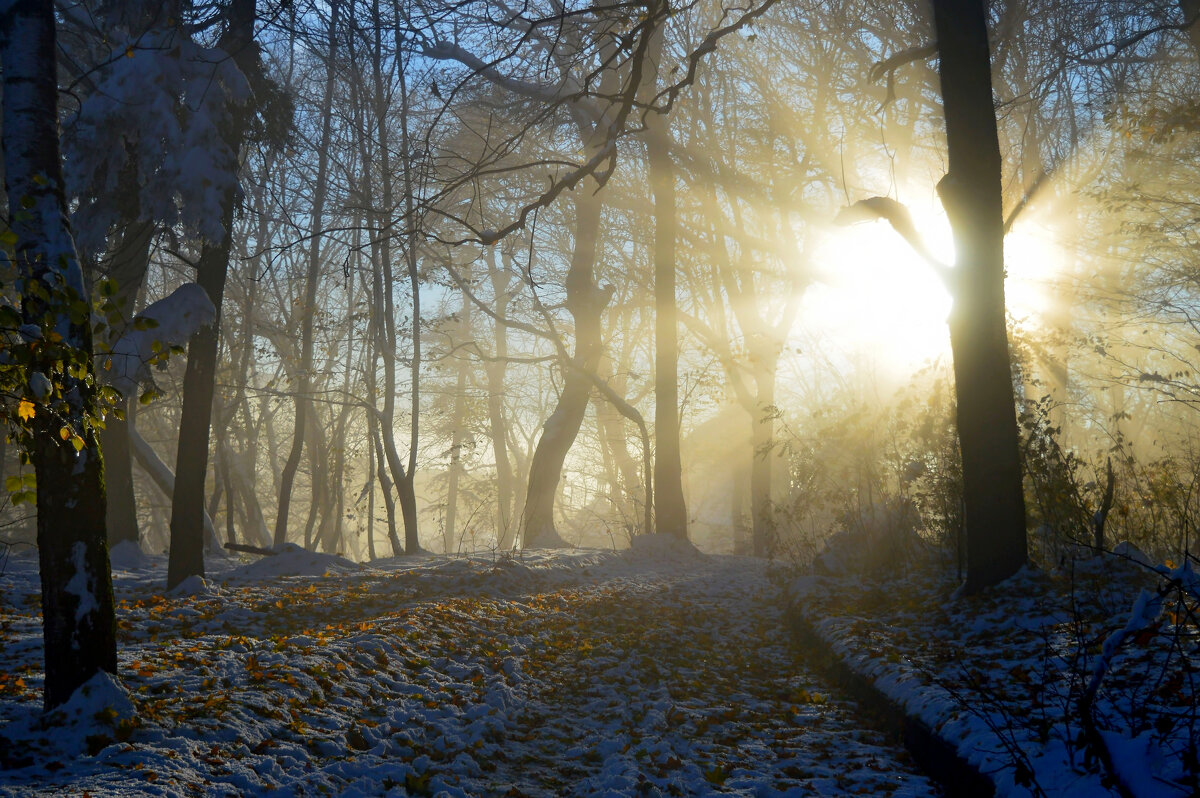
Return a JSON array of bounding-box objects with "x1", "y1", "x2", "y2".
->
[
  {"x1": 0, "y1": 542, "x2": 934, "y2": 796},
  {"x1": 789, "y1": 553, "x2": 1199, "y2": 797}
]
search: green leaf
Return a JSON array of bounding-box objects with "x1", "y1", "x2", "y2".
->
[{"x1": 4, "y1": 475, "x2": 21, "y2": 493}]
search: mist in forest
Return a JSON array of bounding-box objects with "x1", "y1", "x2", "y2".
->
[{"x1": 4, "y1": 0, "x2": 1200, "y2": 574}]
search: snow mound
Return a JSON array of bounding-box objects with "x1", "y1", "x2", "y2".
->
[
  {"x1": 628, "y1": 533, "x2": 703, "y2": 561},
  {"x1": 225, "y1": 542, "x2": 363, "y2": 581},
  {"x1": 167, "y1": 574, "x2": 219, "y2": 597},
  {"x1": 0, "y1": 672, "x2": 139, "y2": 762},
  {"x1": 46, "y1": 671, "x2": 135, "y2": 728},
  {"x1": 1112, "y1": 540, "x2": 1155, "y2": 569},
  {"x1": 107, "y1": 540, "x2": 154, "y2": 571}
]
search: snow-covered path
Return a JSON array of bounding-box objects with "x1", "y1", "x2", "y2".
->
[{"x1": 0, "y1": 543, "x2": 936, "y2": 796}]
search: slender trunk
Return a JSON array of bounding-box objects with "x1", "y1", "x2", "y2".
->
[
  {"x1": 372, "y1": 420, "x2": 401, "y2": 554},
  {"x1": 933, "y1": 0, "x2": 1028, "y2": 592},
  {"x1": 223, "y1": 440, "x2": 270, "y2": 547},
  {"x1": 103, "y1": 410, "x2": 139, "y2": 546},
  {"x1": 167, "y1": 205, "x2": 232, "y2": 587},
  {"x1": 645, "y1": 3, "x2": 687, "y2": 541},
  {"x1": 369, "y1": 0, "x2": 412, "y2": 552},
  {"x1": 366, "y1": 424, "x2": 377, "y2": 560},
  {"x1": 320, "y1": 276, "x2": 359, "y2": 556},
  {"x1": 750, "y1": 360, "x2": 778, "y2": 557},
  {"x1": 592, "y1": 362, "x2": 643, "y2": 526},
  {"x1": 275, "y1": 0, "x2": 338, "y2": 544},
  {"x1": 521, "y1": 184, "x2": 608, "y2": 547},
  {"x1": 2, "y1": 0, "x2": 116, "y2": 707},
  {"x1": 487, "y1": 274, "x2": 516, "y2": 549},
  {"x1": 302, "y1": 410, "x2": 328, "y2": 550},
  {"x1": 396, "y1": 37, "x2": 422, "y2": 554},
  {"x1": 731, "y1": 451, "x2": 751, "y2": 554},
  {"x1": 444, "y1": 282, "x2": 471, "y2": 553},
  {"x1": 102, "y1": 218, "x2": 153, "y2": 547},
  {"x1": 206, "y1": 453, "x2": 224, "y2": 537}
]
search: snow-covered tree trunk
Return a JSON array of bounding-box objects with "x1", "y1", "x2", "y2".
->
[{"x1": 0, "y1": 0, "x2": 117, "y2": 710}]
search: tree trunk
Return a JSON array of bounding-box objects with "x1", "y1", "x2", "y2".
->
[
  {"x1": 593, "y1": 357, "x2": 642, "y2": 521},
  {"x1": 646, "y1": 35, "x2": 687, "y2": 540},
  {"x1": 1, "y1": 0, "x2": 116, "y2": 709},
  {"x1": 444, "y1": 283, "x2": 471, "y2": 553},
  {"x1": 521, "y1": 184, "x2": 608, "y2": 547},
  {"x1": 750, "y1": 360, "x2": 778, "y2": 557},
  {"x1": 167, "y1": 0, "x2": 256, "y2": 590},
  {"x1": 275, "y1": 0, "x2": 338, "y2": 544},
  {"x1": 396, "y1": 34, "x2": 423, "y2": 555},
  {"x1": 933, "y1": 0, "x2": 1028, "y2": 592},
  {"x1": 368, "y1": 0, "x2": 414, "y2": 554},
  {"x1": 366, "y1": 426, "x2": 378, "y2": 560},
  {"x1": 487, "y1": 263, "x2": 517, "y2": 549},
  {"x1": 102, "y1": 218, "x2": 153, "y2": 547},
  {"x1": 103, "y1": 410, "x2": 139, "y2": 546}
]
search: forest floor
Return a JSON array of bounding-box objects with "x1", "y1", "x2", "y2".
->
[
  {"x1": 792, "y1": 542, "x2": 1200, "y2": 798},
  {"x1": 0, "y1": 537, "x2": 936, "y2": 797}
]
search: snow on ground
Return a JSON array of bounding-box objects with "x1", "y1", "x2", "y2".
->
[
  {"x1": 0, "y1": 538, "x2": 935, "y2": 796},
  {"x1": 791, "y1": 549, "x2": 1200, "y2": 797}
]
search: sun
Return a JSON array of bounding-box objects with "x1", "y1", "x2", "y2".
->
[
  {"x1": 799, "y1": 201, "x2": 955, "y2": 377},
  {"x1": 796, "y1": 201, "x2": 1064, "y2": 379}
]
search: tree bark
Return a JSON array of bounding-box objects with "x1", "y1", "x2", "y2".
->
[
  {"x1": 167, "y1": 0, "x2": 256, "y2": 590},
  {"x1": 933, "y1": 0, "x2": 1028, "y2": 592},
  {"x1": 1, "y1": 0, "x2": 117, "y2": 709}
]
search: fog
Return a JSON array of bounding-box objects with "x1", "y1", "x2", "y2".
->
[{"x1": 9, "y1": 0, "x2": 1200, "y2": 572}]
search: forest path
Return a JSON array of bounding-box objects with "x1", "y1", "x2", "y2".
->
[
  {"x1": 474, "y1": 552, "x2": 936, "y2": 796},
  {"x1": 0, "y1": 544, "x2": 936, "y2": 796}
]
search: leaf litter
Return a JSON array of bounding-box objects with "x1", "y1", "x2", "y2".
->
[{"x1": 0, "y1": 538, "x2": 934, "y2": 796}]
